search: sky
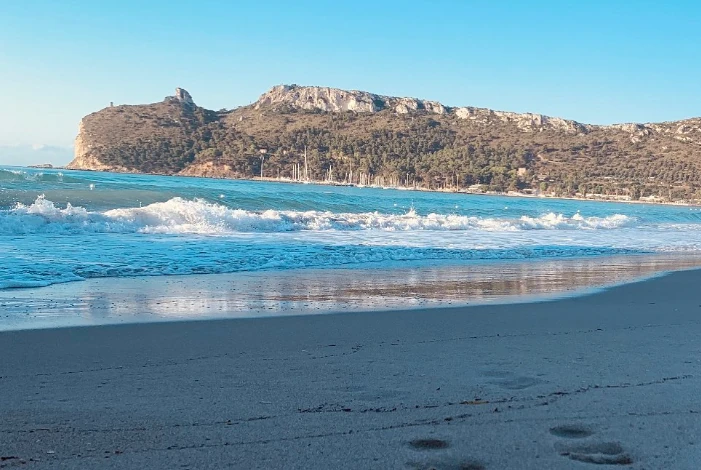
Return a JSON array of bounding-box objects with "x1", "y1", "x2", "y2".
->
[{"x1": 1, "y1": 0, "x2": 700, "y2": 165}]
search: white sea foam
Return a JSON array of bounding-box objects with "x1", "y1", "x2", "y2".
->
[
  {"x1": 0, "y1": 196, "x2": 647, "y2": 290},
  {"x1": 1, "y1": 196, "x2": 635, "y2": 236},
  {"x1": 0, "y1": 275, "x2": 84, "y2": 290}
]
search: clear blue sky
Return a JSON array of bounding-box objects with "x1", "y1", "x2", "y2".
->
[{"x1": 1, "y1": 0, "x2": 700, "y2": 164}]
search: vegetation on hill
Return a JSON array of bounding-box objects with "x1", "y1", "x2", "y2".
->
[{"x1": 70, "y1": 90, "x2": 701, "y2": 202}]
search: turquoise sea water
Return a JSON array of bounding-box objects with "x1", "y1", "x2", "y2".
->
[{"x1": 3, "y1": 165, "x2": 701, "y2": 291}]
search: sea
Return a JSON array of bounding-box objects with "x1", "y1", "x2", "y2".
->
[{"x1": 3, "y1": 165, "x2": 701, "y2": 329}]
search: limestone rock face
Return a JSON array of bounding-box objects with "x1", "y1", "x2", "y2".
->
[
  {"x1": 454, "y1": 107, "x2": 474, "y2": 119},
  {"x1": 68, "y1": 121, "x2": 127, "y2": 171},
  {"x1": 394, "y1": 98, "x2": 420, "y2": 114},
  {"x1": 606, "y1": 123, "x2": 648, "y2": 133},
  {"x1": 255, "y1": 85, "x2": 450, "y2": 115},
  {"x1": 255, "y1": 85, "x2": 380, "y2": 113},
  {"x1": 423, "y1": 101, "x2": 446, "y2": 115},
  {"x1": 174, "y1": 88, "x2": 195, "y2": 106},
  {"x1": 454, "y1": 107, "x2": 586, "y2": 134},
  {"x1": 70, "y1": 121, "x2": 90, "y2": 168},
  {"x1": 644, "y1": 118, "x2": 701, "y2": 144},
  {"x1": 254, "y1": 85, "x2": 594, "y2": 134}
]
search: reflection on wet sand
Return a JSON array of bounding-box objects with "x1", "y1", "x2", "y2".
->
[{"x1": 3, "y1": 253, "x2": 701, "y2": 330}]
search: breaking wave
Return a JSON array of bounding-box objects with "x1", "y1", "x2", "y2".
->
[
  {"x1": 0, "y1": 169, "x2": 85, "y2": 184},
  {"x1": 0, "y1": 196, "x2": 635, "y2": 235}
]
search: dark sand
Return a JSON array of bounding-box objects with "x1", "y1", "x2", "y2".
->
[{"x1": 2, "y1": 270, "x2": 701, "y2": 469}]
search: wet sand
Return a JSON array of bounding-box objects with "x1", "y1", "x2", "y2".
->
[
  {"x1": 2, "y1": 270, "x2": 701, "y2": 469},
  {"x1": 5, "y1": 253, "x2": 701, "y2": 331}
]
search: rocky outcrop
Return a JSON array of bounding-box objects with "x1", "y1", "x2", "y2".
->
[
  {"x1": 69, "y1": 121, "x2": 127, "y2": 171},
  {"x1": 255, "y1": 85, "x2": 588, "y2": 133},
  {"x1": 255, "y1": 85, "x2": 380, "y2": 113},
  {"x1": 173, "y1": 88, "x2": 195, "y2": 107},
  {"x1": 628, "y1": 118, "x2": 701, "y2": 145},
  {"x1": 454, "y1": 107, "x2": 587, "y2": 134},
  {"x1": 68, "y1": 88, "x2": 206, "y2": 172},
  {"x1": 253, "y1": 85, "x2": 701, "y2": 141},
  {"x1": 254, "y1": 85, "x2": 450, "y2": 115}
]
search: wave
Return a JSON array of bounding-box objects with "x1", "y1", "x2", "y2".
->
[
  {"x1": 0, "y1": 273, "x2": 85, "y2": 290},
  {"x1": 0, "y1": 196, "x2": 653, "y2": 290},
  {"x1": 0, "y1": 169, "x2": 85, "y2": 184},
  {"x1": 0, "y1": 196, "x2": 635, "y2": 236}
]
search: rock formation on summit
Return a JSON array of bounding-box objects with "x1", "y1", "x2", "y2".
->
[
  {"x1": 173, "y1": 87, "x2": 194, "y2": 106},
  {"x1": 255, "y1": 85, "x2": 448, "y2": 115}
]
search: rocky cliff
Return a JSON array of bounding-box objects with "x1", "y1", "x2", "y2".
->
[
  {"x1": 69, "y1": 90, "x2": 217, "y2": 173},
  {"x1": 68, "y1": 85, "x2": 701, "y2": 201},
  {"x1": 252, "y1": 85, "x2": 701, "y2": 141},
  {"x1": 255, "y1": 85, "x2": 448, "y2": 115}
]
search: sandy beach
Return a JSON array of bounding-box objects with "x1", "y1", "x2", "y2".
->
[{"x1": 1, "y1": 270, "x2": 700, "y2": 469}]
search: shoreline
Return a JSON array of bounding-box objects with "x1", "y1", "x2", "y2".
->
[
  {"x1": 250, "y1": 176, "x2": 693, "y2": 208},
  {"x1": 4, "y1": 253, "x2": 701, "y2": 333},
  {"x1": 7, "y1": 164, "x2": 698, "y2": 208},
  {"x1": 2, "y1": 268, "x2": 701, "y2": 468}
]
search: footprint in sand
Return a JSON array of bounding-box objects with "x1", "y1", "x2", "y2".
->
[
  {"x1": 407, "y1": 439, "x2": 485, "y2": 469},
  {"x1": 557, "y1": 442, "x2": 633, "y2": 465},
  {"x1": 409, "y1": 439, "x2": 450, "y2": 450},
  {"x1": 549, "y1": 424, "x2": 594, "y2": 439},
  {"x1": 551, "y1": 425, "x2": 632, "y2": 465}
]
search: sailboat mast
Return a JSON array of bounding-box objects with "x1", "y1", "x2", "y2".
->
[{"x1": 304, "y1": 145, "x2": 308, "y2": 181}]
